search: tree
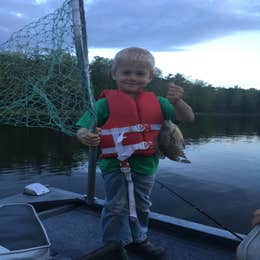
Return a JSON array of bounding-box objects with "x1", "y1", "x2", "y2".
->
[{"x1": 89, "y1": 56, "x2": 116, "y2": 97}]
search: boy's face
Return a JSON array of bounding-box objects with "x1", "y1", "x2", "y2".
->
[{"x1": 112, "y1": 63, "x2": 152, "y2": 96}]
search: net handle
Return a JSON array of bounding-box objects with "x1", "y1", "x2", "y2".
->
[{"x1": 72, "y1": 0, "x2": 97, "y2": 204}]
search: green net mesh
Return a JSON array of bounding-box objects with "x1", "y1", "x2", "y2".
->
[{"x1": 0, "y1": 0, "x2": 95, "y2": 136}]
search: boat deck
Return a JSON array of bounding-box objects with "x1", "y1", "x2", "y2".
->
[
  {"x1": 42, "y1": 205, "x2": 237, "y2": 260},
  {"x1": 0, "y1": 187, "x2": 241, "y2": 260}
]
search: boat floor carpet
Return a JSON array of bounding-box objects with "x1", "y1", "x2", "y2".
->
[{"x1": 43, "y1": 206, "x2": 237, "y2": 260}]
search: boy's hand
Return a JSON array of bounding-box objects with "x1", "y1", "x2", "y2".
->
[
  {"x1": 77, "y1": 127, "x2": 101, "y2": 146},
  {"x1": 166, "y1": 83, "x2": 184, "y2": 106}
]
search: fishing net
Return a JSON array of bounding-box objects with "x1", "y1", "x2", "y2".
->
[{"x1": 0, "y1": 0, "x2": 95, "y2": 136}]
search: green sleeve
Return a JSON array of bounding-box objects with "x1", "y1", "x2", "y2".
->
[
  {"x1": 76, "y1": 98, "x2": 109, "y2": 128},
  {"x1": 157, "y1": 96, "x2": 176, "y2": 122}
]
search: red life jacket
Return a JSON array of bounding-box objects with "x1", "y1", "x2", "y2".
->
[{"x1": 99, "y1": 89, "x2": 164, "y2": 161}]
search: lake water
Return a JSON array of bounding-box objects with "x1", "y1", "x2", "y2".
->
[{"x1": 1, "y1": 114, "x2": 260, "y2": 234}]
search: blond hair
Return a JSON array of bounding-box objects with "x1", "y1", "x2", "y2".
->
[{"x1": 112, "y1": 47, "x2": 155, "y2": 74}]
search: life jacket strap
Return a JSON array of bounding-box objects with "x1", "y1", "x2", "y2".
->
[
  {"x1": 102, "y1": 141, "x2": 152, "y2": 155},
  {"x1": 120, "y1": 161, "x2": 137, "y2": 221},
  {"x1": 101, "y1": 123, "x2": 161, "y2": 136}
]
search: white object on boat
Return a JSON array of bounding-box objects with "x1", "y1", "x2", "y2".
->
[
  {"x1": 24, "y1": 183, "x2": 50, "y2": 196},
  {"x1": 0, "y1": 203, "x2": 50, "y2": 259},
  {"x1": 237, "y1": 224, "x2": 260, "y2": 260}
]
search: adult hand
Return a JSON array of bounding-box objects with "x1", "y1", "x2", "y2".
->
[
  {"x1": 166, "y1": 83, "x2": 184, "y2": 106},
  {"x1": 77, "y1": 127, "x2": 101, "y2": 146}
]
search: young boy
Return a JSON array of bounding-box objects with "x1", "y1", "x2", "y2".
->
[{"x1": 77, "y1": 47, "x2": 194, "y2": 259}]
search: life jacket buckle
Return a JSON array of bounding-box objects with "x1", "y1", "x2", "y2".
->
[
  {"x1": 120, "y1": 160, "x2": 131, "y2": 174},
  {"x1": 140, "y1": 141, "x2": 152, "y2": 150}
]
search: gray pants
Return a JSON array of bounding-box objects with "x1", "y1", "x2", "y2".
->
[{"x1": 101, "y1": 169, "x2": 156, "y2": 246}]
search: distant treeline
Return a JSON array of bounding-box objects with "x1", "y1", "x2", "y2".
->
[
  {"x1": 1, "y1": 52, "x2": 259, "y2": 115},
  {"x1": 90, "y1": 56, "x2": 260, "y2": 115}
]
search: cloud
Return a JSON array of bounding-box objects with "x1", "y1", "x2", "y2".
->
[
  {"x1": 85, "y1": 0, "x2": 260, "y2": 50},
  {"x1": 0, "y1": 0, "x2": 260, "y2": 50},
  {"x1": 0, "y1": 0, "x2": 60, "y2": 43}
]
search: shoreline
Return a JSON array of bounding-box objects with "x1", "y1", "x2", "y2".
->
[{"x1": 195, "y1": 112, "x2": 260, "y2": 116}]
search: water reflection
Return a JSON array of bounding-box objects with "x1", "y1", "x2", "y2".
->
[
  {"x1": 182, "y1": 114, "x2": 260, "y2": 141},
  {"x1": 1, "y1": 115, "x2": 259, "y2": 169},
  {"x1": 0, "y1": 126, "x2": 87, "y2": 172}
]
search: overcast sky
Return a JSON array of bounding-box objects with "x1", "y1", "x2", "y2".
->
[{"x1": 1, "y1": 0, "x2": 260, "y2": 89}]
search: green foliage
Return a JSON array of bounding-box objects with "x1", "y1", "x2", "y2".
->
[
  {"x1": 89, "y1": 56, "x2": 116, "y2": 97},
  {"x1": 89, "y1": 57, "x2": 260, "y2": 115},
  {"x1": 0, "y1": 0, "x2": 90, "y2": 136}
]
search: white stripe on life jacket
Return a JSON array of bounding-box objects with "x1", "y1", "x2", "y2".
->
[
  {"x1": 102, "y1": 141, "x2": 150, "y2": 155},
  {"x1": 101, "y1": 124, "x2": 160, "y2": 161},
  {"x1": 101, "y1": 123, "x2": 161, "y2": 136}
]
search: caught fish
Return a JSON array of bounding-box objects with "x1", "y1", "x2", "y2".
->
[{"x1": 156, "y1": 120, "x2": 190, "y2": 163}]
